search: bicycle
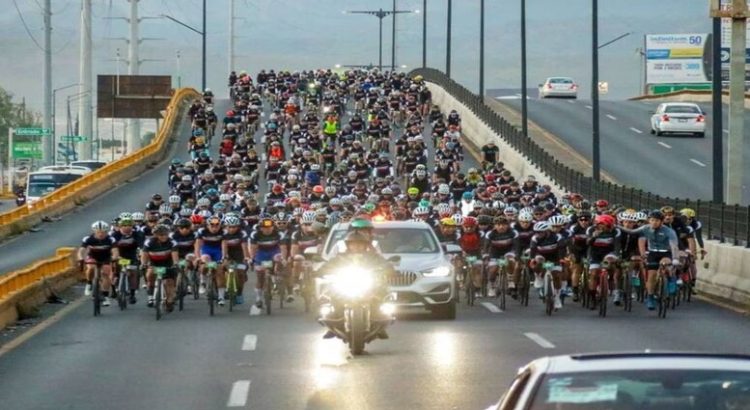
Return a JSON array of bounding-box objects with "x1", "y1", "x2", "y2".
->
[
  {"x1": 541, "y1": 262, "x2": 555, "y2": 316},
  {"x1": 655, "y1": 258, "x2": 673, "y2": 319},
  {"x1": 518, "y1": 256, "x2": 531, "y2": 307},
  {"x1": 116, "y1": 258, "x2": 137, "y2": 311},
  {"x1": 464, "y1": 256, "x2": 479, "y2": 307},
  {"x1": 620, "y1": 261, "x2": 634, "y2": 313},
  {"x1": 176, "y1": 260, "x2": 189, "y2": 312},
  {"x1": 92, "y1": 264, "x2": 102, "y2": 317},
  {"x1": 205, "y1": 261, "x2": 219, "y2": 316},
  {"x1": 153, "y1": 266, "x2": 167, "y2": 321},
  {"x1": 495, "y1": 257, "x2": 510, "y2": 311},
  {"x1": 579, "y1": 259, "x2": 591, "y2": 309},
  {"x1": 596, "y1": 264, "x2": 611, "y2": 318},
  {"x1": 226, "y1": 261, "x2": 246, "y2": 313},
  {"x1": 260, "y1": 260, "x2": 277, "y2": 315}
]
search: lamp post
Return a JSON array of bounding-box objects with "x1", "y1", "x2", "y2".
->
[
  {"x1": 345, "y1": 8, "x2": 416, "y2": 71},
  {"x1": 592, "y1": 0, "x2": 600, "y2": 182},
  {"x1": 422, "y1": 0, "x2": 427, "y2": 67},
  {"x1": 520, "y1": 0, "x2": 528, "y2": 138},
  {"x1": 161, "y1": 1, "x2": 206, "y2": 90},
  {"x1": 52, "y1": 83, "x2": 81, "y2": 162},
  {"x1": 479, "y1": 0, "x2": 485, "y2": 100},
  {"x1": 446, "y1": 0, "x2": 452, "y2": 77}
]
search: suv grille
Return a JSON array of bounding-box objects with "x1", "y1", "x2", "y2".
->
[{"x1": 388, "y1": 271, "x2": 419, "y2": 287}]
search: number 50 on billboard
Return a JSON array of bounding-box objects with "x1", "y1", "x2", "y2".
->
[{"x1": 645, "y1": 34, "x2": 711, "y2": 84}]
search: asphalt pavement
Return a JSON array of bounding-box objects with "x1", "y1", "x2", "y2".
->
[
  {"x1": 1, "y1": 97, "x2": 750, "y2": 410},
  {"x1": 488, "y1": 89, "x2": 750, "y2": 203}
]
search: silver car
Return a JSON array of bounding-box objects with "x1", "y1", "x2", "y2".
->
[
  {"x1": 313, "y1": 221, "x2": 458, "y2": 319},
  {"x1": 539, "y1": 77, "x2": 578, "y2": 99},
  {"x1": 650, "y1": 102, "x2": 706, "y2": 138},
  {"x1": 487, "y1": 352, "x2": 750, "y2": 410}
]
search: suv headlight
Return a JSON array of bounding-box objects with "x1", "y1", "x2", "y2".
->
[{"x1": 423, "y1": 265, "x2": 451, "y2": 277}]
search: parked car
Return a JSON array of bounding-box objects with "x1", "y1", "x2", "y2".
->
[
  {"x1": 486, "y1": 352, "x2": 750, "y2": 410},
  {"x1": 309, "y1": 220, "x2": 458, "y2": 319},
  {"x1": 538, "y1": 77, "x2": 578, "y2": 99},
  {"x1": 650, "y1": 102, "x2": 706, "y2": 138}
]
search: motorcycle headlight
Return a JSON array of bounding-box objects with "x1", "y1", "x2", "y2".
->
[
  {"x1": 423, "y1": 265, "x2": 451, "y2": 277},
  {"x1": 330, "y1": 267, "x2": 374, "y2": 298}
]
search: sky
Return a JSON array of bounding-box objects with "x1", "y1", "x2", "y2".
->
[{"x1": 0, "y1": 0, "x2": 712, "y2": 114}]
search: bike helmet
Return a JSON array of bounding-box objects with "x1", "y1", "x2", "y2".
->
[
  {"x1": 451, "y1": 213, "x2": 464, "y2": 226},
  {"x1": 197, "y1": 198, "x2": 211, "y2": 207},
  {"x1": 158, "y1": 204, "x2": 173, "y2": 215},
  {"x1": 313, "y1": 185, "x2": 325, "y2": 194},
  {"x1": 635, "y1": 211, "x2": 648, "y2": 222},
  {"x1": 462, "y1": 216, "x2": 478, "y2": 228},
  {"x1": 533, "y1": 221, "x2": 550, "y2": 232},
  {"x1": 595, "y1": 199, "x2": 609, "y2": 208},
  {"x1": 179, "y1": 207, "x2": 194, "y2": 217},
  {"x1": 648, "y1": 210, "x2": 664, "y2": 220},
  {"x1": 503, "y1": 206, "x2": 519, "y2": 217},
  {"x1": 462, "y1": 191, "x2": 473, "y2": 201},
  {"x1": 660, "y1": 206, "x2": 674, "y2": 215},
  {"x1": 407, "y1": 187, "x2": 419, "y2": 195},
  {"x1": 219, "y1": 194, "x2": 232, "y2": 202},
  {"x1": 118, "y1": 212, "x2": 132, "y2": 220},
  {"x1": 325, "y1": 186, "x2": 337, "y2": 196},
  {"x1": 518, "y1": 211, "x2": 534, "y2": 223},
  {"x1": 350, "y1": 218, "x2": 373, "y2": 230},
  {"x1": 437, "y1": 184, "x2": 450, "y2": 195},
  {"x1": 153, "y1": 224, "x2": 171, "y2": 235},
  {"x1": 301, "y1": 211, "x2": 317, "y2": 223},
  {"x1": 594, "y1": 214, "x2": 616, "y2": 227},
  {"x1": 91, "y1": 221, "x2": 109, "y2": 232},
  {"x1": 436, "y1": 203, "x2": 451, "y2": 216},
  {"x1": 176, "y1": 218, "x2": 192, "y2": 228},
  {"x1": 412, "y1": 206, "x2": 430, "y2": 217},
  {"x1": 132, "y1": 212, "x2": 145, "y2": 222},
  {"x1": 224, "y1": 215, "x2": 241, "y2": 226},
  {"x1": 168, "y1": 195, "x2": 181, "y2": 204},
  {"x1": 680, "y1": 208, "x2": 696, "y2": 219},
  {"x1": 440, "y1": 217, "x2": 456, "y2": 226},
  {"x1": 548, "y1": 215, "x2": 567, "y2": 226}
]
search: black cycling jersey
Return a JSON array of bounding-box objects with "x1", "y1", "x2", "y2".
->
[{"x1": 82, "y1": 235, "x2": 116, "y2": 263}]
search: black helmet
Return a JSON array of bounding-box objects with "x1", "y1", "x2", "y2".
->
[
  {"x1": 153, "y1": 224, "x2": 171, "y2": 235},
  {"x1": 648, "y1": 210, "x2": 664, "y2": 221},
  {"x1": 176, "y1": 218, "x2": 192, "y2": 228}
]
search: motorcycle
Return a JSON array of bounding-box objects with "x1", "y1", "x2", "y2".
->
[
  {"x1": 317, "y1": 263, "x2": 397, "y2": 355},
  {"x1": 15, "y1": 191, "x2": 26, "y2": 207}
]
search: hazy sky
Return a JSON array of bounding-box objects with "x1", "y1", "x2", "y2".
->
[{"x1": 1, "y1": 0, "x2": 711, "y2": 112}]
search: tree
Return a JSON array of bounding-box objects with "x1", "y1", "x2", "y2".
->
[{"x1": 0, "y1": 86, "x2": 42, "y2": 168}]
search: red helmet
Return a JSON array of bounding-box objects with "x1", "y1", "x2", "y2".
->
[
  {"x1": 226, "y1": 110, "x2": 235, "y2": 117},
  {"x1": 272, "y1": 184, "x2": 283, "y2": 193},
  {"x1": 190, "y1": 214, "x2": 204, "y2": 225},
  {"x1": 463, "y1": 216, "x2": 478, "y2": 228},
  {"x1": 484, "y1": 174, "x2": 496, "y2": 183},
  {"x1": 595, "y1": 199, "x2": 609, "y2": 208},
  {"x1": 595, "y1": 214, "x2": 615, "y2": 228},
  {"x1": 312, "y1": 185, "x2": 324, "y2": 194},
  {"x1": 487, "y1": 186, "x2": 498, "y2": 195}
]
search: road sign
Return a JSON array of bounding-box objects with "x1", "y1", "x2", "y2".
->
[
  {"x1": 14, "y1": 128, "x2": 51, "y2": 136},
  {"x1": 61, "y1": 135, "x2": 88, "y2": 142},
  {"x1": 12, "y1": 141, "x2": 43, "y2": 159},
  {"x1": 598, "y1": 81, "x2": 609, "y2": 94}
]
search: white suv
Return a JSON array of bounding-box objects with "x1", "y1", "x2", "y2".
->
[{"x1": 310, "y1": 221, "x2": 458, "y2": 319}]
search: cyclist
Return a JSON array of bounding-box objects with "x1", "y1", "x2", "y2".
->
[
  {"x1": 586, "y1": 214, "x2": 622, "y2": 308},
  {"x1": 289, "y1": 211, "x2": 322, "y2": 291},
  {"x1": 111, "y1": 214, "x2": 144, "y2": 304},
  {"x1": 195, "y1": 215, "x2": 227, "y2": 304},
  {"x1": 484, "y1": 216, "x2": 520, "y2": 298},
  {"x1": 636, "y1": 210, "x2": 680, "y2": 311},
  {"x1": 249, "y1": 217, "x2": 286, "y2": 309},
  {"x1": 221, "y1": 215, "x2": 250, "y2": 305},
  {"x1": 171, "y1": 217, "x2": 198, "y2": 292},
  {"x1": 79, "y1": 221, "x2": 119, "y2": 307},
  {"x1": 141, "y1": 224, "x2": 180, "y2": 311},
  {"x1": 529, "y1": 221, "x2": 565, "y2": 310}
]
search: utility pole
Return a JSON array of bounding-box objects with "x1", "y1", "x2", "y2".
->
[
  {"x1": 446, "y1": 0, "x2": 452, "y2": 77},
  {"x1": 78, "y1": 0, "x2": 93, "y2": 160},
  {"x1": 479, "y1": 0, "x2": 485, "y2": 100},
  {"x1": 345, "y1": 9, "x2": 415, "y2": 72},
  {"x1": 43, "y1": 0, "x2": 53, "y2": 165},
  {"x1": 229, "y1": 0, "x2": 235, "y2": 78},
  {"x1": 202, "y1": 0, "x2": 207, "y2": 91},
  {"x1": 176, "y1": 50, "x2": 182, "y2": 88},
  {"x1": 392, "y1": 0, "x2": 396, "y2": 70},
  {"x1": 520, "y1": 0, "x2": 528, "y2": 138},
  {"x1": 422, "y1": 0, "x2": 427, "y2": 68},
  {"x1": 128, "y1": 0, "x2": 141, "y2": 154},
  {"x1": 592, "y1": 0, "x2": 601, "y2": 182},
  {"x1": 712, "y1": 13, "x2": 724, "y2": 203}
]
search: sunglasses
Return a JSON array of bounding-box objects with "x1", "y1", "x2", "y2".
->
[{"x1": 209, "y1": 223, "x2": 221, "y2": 227}]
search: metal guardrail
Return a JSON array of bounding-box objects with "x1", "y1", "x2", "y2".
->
[
  {"x1": 0, "y1": 87, "x2": 199, "y2": 233},
  {"x1": 410, "y1": 67, "x2": 750, "y2": 246},
  {"x1": 0, "y1": 247, "x2": 75, "y2": 302}
]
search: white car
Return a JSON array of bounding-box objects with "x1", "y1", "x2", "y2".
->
[
  {"x1": 310, "y1": 221, "x2": 458, "y2": 319},
  {"x1": 486, "y1": 352, "x2": 750, "y2": 410},
  {"x1": 650, "y1": 102, "x2": 706, "y2": 138},
  {"x1": 538, "y1": 77, "x2": 578, "y2": 99}
]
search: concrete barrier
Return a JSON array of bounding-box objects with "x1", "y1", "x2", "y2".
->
[
  {"x1": 427, "y1": 81, "x2": 565, "y2": 197},
  {"x1": 697, "y1": 240, "x2": 750, "y2": 309}
]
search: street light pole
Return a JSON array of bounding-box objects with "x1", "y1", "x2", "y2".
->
[
  {"x1": 592, "y1": 0, "x2": 601, "y2": 182},
  {"x1": 446, "y1": 0, "x2": 452, "y2": 77},
  {"x1": 422, "y1": 0, "x2": 427, "y2": 68},
  {"x1": 52, "y1": 83, "x2": 80, "y2": 163},
  {"x1": 712, "y1": 14, "x2": 723, "y2": 203},
  {"x1": 520, "y1": 0, "x2": 528, "y2": 138},
  {"x1": 161, "y1": 12, "x2": 206, "y2": 91},
  {"x1": 392, "y1": 0, "x2": 396, "y2": 70},
  {"x1": 479, "y1": 0, "x2": 485, "y2": 100},
  {"x1": 345, "y1": 9, "x2": 415, "y2": 72}
]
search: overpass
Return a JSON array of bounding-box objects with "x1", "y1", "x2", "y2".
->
[{"x1": 0, "y1": 71, "x2": 748, "y2": 410}]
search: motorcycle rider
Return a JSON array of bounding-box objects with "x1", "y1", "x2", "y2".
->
[{"x1": 317, "y1": 231, "x2": 394, "y2": 340}]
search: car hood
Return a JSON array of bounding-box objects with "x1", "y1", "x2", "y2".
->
[{"x1": 381, "y1": 253, "x2": 447, "y2": 272}]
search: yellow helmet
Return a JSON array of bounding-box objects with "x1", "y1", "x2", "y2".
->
[
  {"x1": 660, "y1": 206, "x2": 674, "y2": 215},
  {"x1": 440, "y1": 217, "x2": 456, "y2": 226},
  {"x1": 413, "y1": 75, "x2": 423, "y2": 82},
  {"x1": 680, "y1": 208, "x2": 696, "y2": 218}
]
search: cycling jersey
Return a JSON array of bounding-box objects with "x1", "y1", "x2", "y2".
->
[
  {"x1": 291, "y1": 230, "x2": 320, "y2": 252},
  {"x1": 458, "y1": 231, "x2": 483, "y2": 256},
  {"x1": 82, "y1": 235, "x2": 116, "y2": 263},
  {"x1": 143, "y1": 238, "x2": 177, "y2": 272},
  {"x1": 223, "y1": 229, "x2": 248, "y2": 262},
  {"x1": 484, "y1": 229, "x2": 519, "y2": 258},
  {"x1": 111, "y1": 230, "x2": 144, "y2": 261},
  {"x1": 170, "y1": 231, "x2": 196, "y2": 259},
  {"x1": 530, "y1": 233, "x2": 564, "y2": 265},
  {"x1": 586, "y1": 227, "x2": 622, "y2": 263},
  {"x1": 197, "y1": 227, "x2": 224, "y2": 262},
  {"x1": 251, "y1": 230, "x2": 283, "y2": 262}
]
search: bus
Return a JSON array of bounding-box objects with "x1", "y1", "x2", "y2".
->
[{"x1": 26, "y1": 165, "x2": 91, "y2": 204}]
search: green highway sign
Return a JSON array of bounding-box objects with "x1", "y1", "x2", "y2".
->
[
  {"x1": 15, "y1": 127, "x2": 51, "y2": 136},
  {"x1": 12, "y1": 141, "x2": 43, "y2": 159},
  {"x1": 61, "y1": 135, "x2": 88, "y2": 142}
]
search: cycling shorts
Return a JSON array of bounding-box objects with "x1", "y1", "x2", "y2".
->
[
  {"x1": 200, "y1": 245, "x2": 223, "y2": 262},
  {"x1": 646, "y1": 251, "x2": 671, "y2": 270},
  {"x1": 254, "y1": 248, "x2": 280, "y2": 264}
]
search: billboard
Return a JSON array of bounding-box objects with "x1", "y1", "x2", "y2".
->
[
  {"x1": 96, "y1": 75, "x2": 173, "y2": 119},
  {"x1": 645, "y1": 34, "x2": 711, "y2": 84}
]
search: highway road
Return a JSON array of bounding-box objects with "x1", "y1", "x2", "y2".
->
[
  {"x1": 488, "y1": 89, "x2": 750, "y2": 204},
  {"x1": 1, "y1": 97, "x2": 749, "y2": 410}
]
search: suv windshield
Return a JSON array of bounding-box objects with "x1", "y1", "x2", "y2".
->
[
  {"x1": 326, "y1": 227, "x2": 439, "y2": 254},
  {"x1": 665, "y1": 105, "x2": 700, "y2": 114},
  {"x1": 529, "y1": 369, "x2": 750, "y2": 410}
]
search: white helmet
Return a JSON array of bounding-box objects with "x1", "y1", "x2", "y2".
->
[
  {"x1": 518, "y1": 212, "x2": 534, "y2": 222},
  {"x1": 91, "y1": 221, "x2": 109, "y2": 232},
  {"x1": 168, "y1": 195, "x2": 181, "y2": 204},
  {"x1": 533, "y1": 221, "x2": 550, "y2": 232},
  {"x1": 301, "y1": 211, "x2": 317, "y2": 223},
  {"x1": 132, "y1": 212, "x2": 145, "y2": 222},
  {"x1": 437, "y1": 184, "x2": 450, "y2": 195},
  {"x1": 413, "y1": 206, "x2": 430, "y2": 217},
  {"x1": 219, "y1": 194, "x2": 232, "y2": 202},
  {"x1": 548, "y1": 215, "x2": 567, "y2": 226},
  {"x1": 159, "y1": 204, "x2": 173, "y2": 215},
  {"x1": 197, "y1": 198, "x2": 211, "y2": 207}
]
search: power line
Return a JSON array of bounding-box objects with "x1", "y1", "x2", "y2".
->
[{"x1": 13, "y1": 0, "x2": 45, "y2": 52}]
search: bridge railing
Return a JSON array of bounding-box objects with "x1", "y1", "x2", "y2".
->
[{"x1": 410, "y1": 68, "x2": 749, "y2": 246}]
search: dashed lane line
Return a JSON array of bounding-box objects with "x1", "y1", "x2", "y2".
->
[
  {"x1": 524, "y1": 332, "x2": 555, "y2": 349},
  {"x1": 227, "y1": 380, "x2": 251, "y2": 407},
  {"x1": 690, "y1": 158, "x2": 707, "y2": 167},
  {"x1": 629, "y1": 127, "x2": 643, "y2": 134},
  {"x1": 657, "y1": 142, "x2": 672, "y2": 149},
  {"x1": 585, "y1": 105, "x2": 593, "y2": 110},
  {"x1": 242, "y1": 334, "x2": 257, "y2": 351},
  {"x1": 606, "y1": 114, "x2": 617, "y2": 120},
  {"x1": 481, "y1": 301, "x2": 503, "y2": 313}
]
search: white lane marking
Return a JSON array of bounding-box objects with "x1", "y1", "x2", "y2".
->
[
  {"x1": 227, "y1": 380, "x2": 251, "y2": 407},
  {"x1": 242, "y1": 334, "x2": 257, "y2": 351},
  {"x1": 567, "y1": 99, "x2": 576, "y2": 104},
  {"x1": 585, "y1": 105, "x2": 593, "y2": 110},
  {"x1": 657, "y1": 141, "x2": 672, "y2": 149},
  {"x1": 629, "y1": 127, "x2": 643, "y2": 134},
  {"x1": 723, "y1": 129, "x2": 729, "y2": 134},
  {"x1": 606, "y1": 114, "x2": 617, "y2": 120},
  {"x1": 524, "y1": 332, "x2": 555, "y2": 349},
  {"x1": 690, "y1": 158, "x2": 707, "y2": 167},
  {"x1": 481, "y1": 301, "x2": 503, "y2": 313}
]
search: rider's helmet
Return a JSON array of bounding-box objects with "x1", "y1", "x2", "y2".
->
[
  {"x1": 533, "y1": 221, "x2": 550, "y2": 232},
  {"x1": 91, "y1": 221, "x2": 109, "y2": 232},
  {"x1": 679, "y1": 208, "x2": 696, "y2": 219}
]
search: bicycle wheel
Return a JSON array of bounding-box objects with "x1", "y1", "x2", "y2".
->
[
  {"x1": 599, "y1": 272, "x2": 609, "y2": 318},
  {"x1": 191, "y1": 268, "x2": 200, "y2": 300},
  {"x1": 92, "y1": 267, "x2": 101, "y2": 317},
  {"x1": 499, "y1": 269, "x2": 507, "y2": 311},
  {"x1": 117, "y1": 271, "x2": 128, "y2": 311},
  {"x1": 264, "y1": 274, "x2": 272, "y2": 315},
  {"x1": 658, "y1": 275, "x2": 668, "y2": 319},
  {"x1": 177, "y1": 271, "x2": 186, "y2": 312},
  {"x1": 544, "y1": 274, "x2": 554, "y2": 316},
  {"x1": 623, "y1": 270, "x2": 633, "y2": 313},
  {"x1": 278, "y1": 276, "x2": 285, "y2": 310},
  {"x1": 207, "y1": 272, "x2": 215, "y2": 317},
  {"x1": 520, "y1": 268, "x2": 530, "y2": 307},
  {"x1": 227, "y1": 270, "x2": 236, "y2": 313},
  {"x1": 155, "y1": 279, "x2": 163, "y2": 321}
]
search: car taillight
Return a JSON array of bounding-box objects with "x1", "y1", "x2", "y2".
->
[
  {"x1": 547, "y1": 84, "x2": 553, "y2": 89},
  {"x1": 661, "y1": 114, "x2": 670, "y2": 122},
  {"x1": 571, "y1": 84, "x2": 578, "y2": 90},
  {"x1": 696, "y1": 115, "x2": 705, "y2": 122}
]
